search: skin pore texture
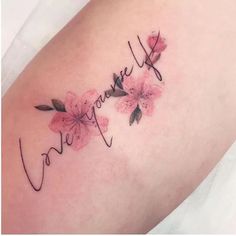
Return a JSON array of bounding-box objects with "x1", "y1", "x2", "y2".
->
[{"x1": 2, "y1": 0, "x2": 236, "y2": 233}]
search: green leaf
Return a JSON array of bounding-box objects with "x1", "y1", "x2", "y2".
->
[
  {"x1": 113, "y1": 73, "x2": 123, "y2": 89},
  {"x1": 106, "y1": 89, "x2": 128, "y2": 97},
  {"x1": 135, "y1": 106, "x2": 142, "y2": 124},
  {"x1": 51, "y1": 99, "x2": 66, "y2": 112},
  {"x1": 129, "y1": 105, "x2": 142, "y2": 126},
  {"x1": 34, "y1": 105, "x2": 54, "y2": 111},
  {"x1": 129, "y1": 112, "x2": 136, "y2": 126}
]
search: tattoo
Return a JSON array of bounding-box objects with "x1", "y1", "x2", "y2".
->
[{"x1": 19, "y1": 32, "x2": 167, "y2": 191}]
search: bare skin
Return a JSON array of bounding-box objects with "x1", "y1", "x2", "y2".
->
[{"x1": 2, "y1": 0, "x2": 236, "y2": 233}]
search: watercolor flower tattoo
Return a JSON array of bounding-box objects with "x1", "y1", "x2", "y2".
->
[
  {"x1": 19, "y1": 31, "x2": 167, "y2": 191},
  {"x1": 34, "y1": 31, "x2": 167, "y2": 150},
  {"x1": 147, "y1": 32, "x2": 167, "y2": 65},
  {"x1": 35, "y1": 90, "x2": 109, "y2": 151},
  {"x1": 106, "y1": 32, "x2": 167, "y2": 125},
  {"x1": 115, "y1": 72, "x2": 162, "y2": 125}
]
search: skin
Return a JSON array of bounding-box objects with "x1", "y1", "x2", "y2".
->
[{"x1": 2, "y1": 0, "x2": 236, "y2": 233}]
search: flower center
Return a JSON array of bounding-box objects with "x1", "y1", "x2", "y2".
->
[
  {"x1": 73, "y1": 114, "x2": 81, "y2": 124},
  {"x1": 134, "y1": 91, "x2": 145, "y2": 101}
]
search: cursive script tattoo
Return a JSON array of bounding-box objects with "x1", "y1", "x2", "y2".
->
[
  {"x1": 107, "y1": 32, "x2": 166, "y2": 124},
  {"x1": 19, "y1": 132, "x2": 72, "y2": 191},
  {"x1": 19, "y1": 32, "x2": 167, "y2": 191}
]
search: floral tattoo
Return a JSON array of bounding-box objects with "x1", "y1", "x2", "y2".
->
[
  {"x1": 106, "y1": 32, "x2": 166, "y2": 125},
  {"x1": 35, "y1": 90, "x2": 109, "y2": 151},
  {"x1": 19, "y1": 31, "x2": 167, "y2": 191},
  {"x1": 110, "y1": 71, "x2": 162, "y2": 125}
]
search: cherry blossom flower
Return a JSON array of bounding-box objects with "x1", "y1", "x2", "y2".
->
[
  {"x1": 147, "y1": 33, "x2": 167, "y2": 54},
  {"x1": 116, "y1": 73, "x2": 162, "y2": 117},
  {"x1": 49, "y1": 90, "x2": 108, "y2": 151}
]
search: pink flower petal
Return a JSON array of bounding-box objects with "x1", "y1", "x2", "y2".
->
[
  {"x1": 116, "y1": 95, "x2": 138, "y2": 113},
  {"x1": 143, "y1": 84, "x2": 162, "y2": 100},
  {"x1": 49, "y1": 112, "x2": 73, "y2": 133},
  {"x1": 147, "y1": 34, "x2": 167, "y2": 54},
  {"x1": 122, "y1": 76, "x2": 138, "y2": 96},
  {"x1": 85, "y1": 115, "x2": 109, "y2": 136},
  {"x1": 65, "y1": 91, "x2": 81, "y2": 116},
  {"x1": 135, "y1": 72, "x2": 149, "y2": 92},
  {"x1": 80, "y1": 89, "x2": 99, "y2": 116},
  {"x1": 70, "y1": 123, "x2": 91, "y2": 151},
  {"x1": 139, "y1": 99, "x2": 154, "y2": 116}
]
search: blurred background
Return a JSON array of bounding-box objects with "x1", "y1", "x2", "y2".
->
[{"x1": 2, "y1": 0, "x2": 236, "y2": 233}]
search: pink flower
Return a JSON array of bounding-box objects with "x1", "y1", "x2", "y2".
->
[
  {"x1": 147, "y1": 33, "x2": 167, "y2": 54},
  {"x1": 116, "y1": 73, "x2": 162, "y2": 116},
  {"x1": 49, "y1": 90, "x2": 108, "y2": 151}
]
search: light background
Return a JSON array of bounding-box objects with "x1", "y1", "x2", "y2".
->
[{"x1": 2, "y1": 0, "x2": 236, "y2": 233}]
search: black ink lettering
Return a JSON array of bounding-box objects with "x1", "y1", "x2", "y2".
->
[
  {"x1": 19, "y1": 138, "x2": 45, "y2": 191},
  {"x1": 19, "y1": 32, "x2": 165, "y2": 192}
]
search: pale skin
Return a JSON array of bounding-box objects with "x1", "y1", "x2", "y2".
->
[{"x1": 2, "y1": 0, "x2": 236, "y2": 233}]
